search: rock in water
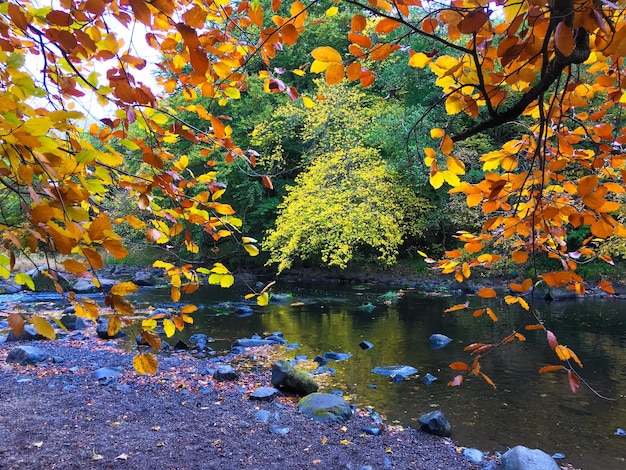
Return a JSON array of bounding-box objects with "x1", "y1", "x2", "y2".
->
[
  {"x1": 501, "y1": 446, "x2": 559, "y2": 470},
  {"x1": 59, "y1": 314, "x2": 86, "y2": 331},
  {"x1": 323, "y1": 351, "x2": 352, "y2": 361},
  {"x1": 359, "y1": 341, "x2": 374, "y2": 350},
  {"x1": 298, "y1": 393, "x2": 352, "y2": 423},
  {"x1": 371, "y1": 365, "x2": 418, "y2": 379},
  {"x1": 271, "y1": 360, "x2": 318, "y2": 395},
  {"x1": 6, "y1": 346, "x2": 48, "y2": 365},
  {"x1": 418, "y1": 410, "x2": 451, "y2": 437},
  {"x1": 429, "y1": 334, "x2": 452, "y2": 349}
]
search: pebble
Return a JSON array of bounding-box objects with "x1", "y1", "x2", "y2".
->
[
  {"x1": 269, "y1": 424, "x2": 290, "y2": 435},
  {"x1": 361, "y1": 426, "x2": 382, "y2": 436}
]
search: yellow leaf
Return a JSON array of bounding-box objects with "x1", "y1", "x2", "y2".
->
[
  {"x1": 445, "y1": 94, "x2": 464, "y2": 115},
  {"x1": 244, "y1": 244, "x2": 260, "y2": 256},
  {"x1": 340, "y1": 440, "x2": 352, "y2": 445},
  {"x1": 163, "y1": 319, "x2": 176, "y2": 337},
  {"x1": 293, "y1": 69, "x2": 306, "y2": 77},
  {"x1": 107, "y1": 315, "x2": 122, "y2": 336},
  {"x1": 220, "y1": 274, "x2": 235, "y2": 288},
  {"x1": 32, "y1": 315, "x2": 56, "y2": 340},
  {"x1": 171, "y1": 287, "x2": 181, "y2": 302},
  {"x1": 181, "y1": 304, "x2": 198, "y2": 314},
  {"x1": 142, "y1": 319, "x2": 157, "y2": 330},
  {"x1": 408, "y1": 52, "x2": 430, "y2": 68},
  {"x1": 14, "y1": 272, "x2": 35, "y2": 290},
  {"x1": 429, "y1": 171, "x2": 444, "y2": 189},
  {"x1": 224, "y1": 87, "x2": 240, "y2": 99},
  {"x1": 430, "y1": 128, "x2": 445, "y2": 139},
  {"x1": 133, "y1": 353, "x2": 159, "y2": 375},
  {"x1": 311, "y1": 46, "x2": 342, "y2": 63},
  {"x1": 325, "y1": 6, "x2": 338, "y2": 17},
  {"x1": 110, "y1": 281, "x2": 140, "y2": 296},
  {"x1": 257, "y1": 292, "x2": 269, "y2": 306}
]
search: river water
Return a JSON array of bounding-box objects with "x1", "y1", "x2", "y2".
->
[{"x1": 4, "y1": 281, "x2": 625, "y2": 469}]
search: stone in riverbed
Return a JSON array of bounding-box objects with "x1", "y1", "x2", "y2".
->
[
  {"x1": 371, "y1": 365, "x2": 418, "y2": 379},
  {"x1": 361, "y1": 425, "x2": 382, "y2": 436},
  {"x1": 462, "y1": 448, "x2": 484, "y2": 463},
  {"x1": 298, "y1": 392, "x2": 352, "y2": 423},
  {"x1": 501, "y1": 446, "x2": 559, "y2": 470},
  {"x1": 213, "y1": 365, "x2": 239, "y2": 382},
  {"x1": 232, "y1": 338, "x2": 278, "y2": 348},
  {"x1": 59, "y1": 314, "x2": 86, "y2": 331},
  {"x1": 92, "y1": 367, "x2": 122, "y2": 381},
  {"x1": 429, "y1": 333, "x2": 452, "y2": 349},
  {"x1": 6, "y1": 346, "x2": 48, "y2": 365},
  {"x1": 323, "y1": 351, "x2": 352, "y2": 361},
  {"x1": 271, "y1": 360, "x2": 318, "y2": 395},
  {"x1": 249, "y1": 386, "x2": 282, "y2": 401},
  {"x1": 359, "y1": 341, "x2": 374, "y2": 350},
  {"x1": 422, "y1": 373, "x2": 438, "y2": 384},
  {"x1": 418, "y1": 410, "x2": 451, "y2": 437}
]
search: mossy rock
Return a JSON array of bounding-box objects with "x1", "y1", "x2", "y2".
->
[
  {"x1": 271, "y1": 360, "x2": 318, "y2": 395},
  {"x1": 298, "y1": 393, "x2": 352, "y2": 423}
]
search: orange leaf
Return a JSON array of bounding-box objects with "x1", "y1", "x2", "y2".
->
[
  {"x1": 422, "y1": 18, "x2": 438, "y2": 34},
  {"x1": 351, "y1": 14, "x2": 367, "y2": 32},
  {"x1": 375, "y1": 18, "x2": 400, "y2": 34},
  {"x1": 598, "y1": 281, "x2": 615, "y2": 294},
  {"x1": 346, "y1": 61, "x2": 361, "y2": 81},
  {"x1": 370, "y1": 43, "x2": 392, "y2": 61},
  {"x1": 486, "y1": 308, "x2": 498, "y2": 322},
  {"x1": 325, "y1": 62, "x2": 344, "y2": 84},
  {"x1": 262, "y1": 175, "x2": 274, "y2": 190},
  {"x1": 444, "y1": 302, "x2": 469, "y2": 313},
  {"x1": 449, "y1": 361, "x2": 469, "y2": 371},
  {"x1": 477, "y1": 287, "x2": 497, "y2": 298},
  {"x1": 568, "y1": 370, "x2": 580, "y2": 393},
  {"x1": 248, "y1": 3, "x2": 263, "y2": 27},
  {"x1": 525, "y1": 324, "x2": 544, "y2": 331},
  {"x1": 282, "y1": 24, "x2": 298, "y2": 46},
  {"x1": 7, "y1": 313, "x2": 24, "y2": 337},
  {"x1": 539, "y1": 365, "x2": 565, "y2": 373},
  {"x1": 555, "y1": 22, "x2": 575, "y2": 57},
  {"x1": 473, "y1": 309, "x2": 485, "y2": 317},
  {"x1": 458, "y1": 10, "x2": 489, "y2": 34},
  {"x1": 577, "y1": 175, "x2": 598, "y2": 196},
  {"x1": 481, "y1": 373, "x2": 496, "y2": 390},
  {"x1": 555, "y1": 344, "x2": 570, "y2": 361},
  {"x1": 448, "y1": 374, "x2": 464, "y2": 387},
  {"x1": 511, "y1": 250, "x2": 528, "y2": 263}
]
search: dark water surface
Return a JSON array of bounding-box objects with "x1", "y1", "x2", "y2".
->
[{"x1": 6, "y1": 281, "x2": 626, "y2": 469}]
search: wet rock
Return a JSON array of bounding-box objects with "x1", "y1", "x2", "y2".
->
[
  {"x1": 62, "y1": 306, "x2": 75, "y2": 315},
  {"x1": 92, "y1": 367, "x2": 122, "y2": 381},
  {"x1": 422, "y1": 373, "x2": 438, "y2": 384},
  {"x1": 429, "y1": 333, "x2": 452, "y2": 349},
  {"x1": 271, "y1": 360, "x2": 318, "y2": 395},
  {"x1": 418, "y1": 410, "x2": 451, "y2": 437},
  {"x1": 6, "y1": 345, "x2": 48, "y2": 365},
  {"x1": 298, "y1": 392, "x2": 352, "y2": 423},
  {"x1": 214, "y1": 365, "x2": 239, "y2": 382},
  {"x1": 96, "y1": 318, "x2": 126, "y2": 339},
  {"x1": 615, "y1": 428, "x2": 626, "y2": 436},
  {"x1": 250, "y1": 386, "x2": 282, "y2": 401},
  {"x1": 462, "y1": 448, "x2": 484, "y2": 463},
  {"x1": 173, "y1": 339, "x2": 189, "y2": 350},
  {"x1": 323, "y1": 351, "x2": 352, "y2": 361},
  {"x1": 59, "y1": 314, "x2": 86, "y2": 331},
  {"x1": 6, "y1": 325, "x2": 42, "y2": 342},
  {"x1": 501, "y1": 446, "x2": 559, "y2": 470},
  {"x1": 357, "y1": 303, "x2": 376, "y2": 312},
  {"x1": 361, "y1": 425, "x2": 382, "y2": 436},
  {"x1": 235, "y1": 306, "x2": 253, "y2": 317},
  {"x1": 371, "y1": 365, "x2": 418, "y2": 379},
  {"x1": 73, "y1": 278, "x2": 116, "y2": 293},
  {"x1": 359, "y1": 341, "x2": 374, "y2": 350},
  {"x1": 313, "y1": 355, "x2": 327, "y2": 366},
  {"x1": 233, "y1": 338, "x2": 277, "y2": 348},
  {"x1": 133, "y1": 270, "x2": 155, "y2": 286},
  {"x1": 265, "y1": 334, "x2": 287, "y2": 345}
]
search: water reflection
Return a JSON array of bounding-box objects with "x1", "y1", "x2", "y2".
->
[{"x1": 143, "y1": 282, "x2": 624, "y2": 470}]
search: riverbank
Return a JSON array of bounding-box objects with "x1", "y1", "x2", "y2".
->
[{"x1": 0, "y1": 331, "x2": 495, "y2": 469}]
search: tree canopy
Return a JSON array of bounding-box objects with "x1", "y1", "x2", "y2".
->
[{"x1": 0, "y1": 0, "x2": 625, "y2": 382}]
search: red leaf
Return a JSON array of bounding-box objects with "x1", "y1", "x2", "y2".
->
[
  {"x1": 448, "y1": 374, "x2": 464, "y2": 387},
  {"x1": 546, "y1": 330, "x2": 558, "y2": 350},
  {"x1": 449, "y1": 361, "x2": 469, "y2": 371},
  {"x1": 568, "y1": 370, "x2": 580, "y2": 393}
]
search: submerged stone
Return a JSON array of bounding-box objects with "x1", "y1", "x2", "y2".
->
[
  {"x1": 429, "y1": 333, "x2": 452, "y2": 349},
  {"x1": 323, "y1": 351, "x2": 352, "y2": 361},
  {"x1": 359, "y1": 341, "x2": 374, "y2": 350},
  {"x1": 298, "y1": 392, "x2": 352, "y2": 423},
  {"x1": 371, "y1": 365, "x2": 418, "y2": 378},
  {"x1": 422, "y1": 373, "x2": 438, "y2": 384}
]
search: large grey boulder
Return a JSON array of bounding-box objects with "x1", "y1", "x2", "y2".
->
[
  {"x1": 501, "y1": 446, "x2": 559, "y2": 470},
  {"x1": 6, "y1": 346, "x2": 48, "y2": 365},
  {"x1": 298, "y1": 393, "x2": 352, "y2": 423},
  {"x1": 271, "y1": 360, "x2": 318, "y2": 395}
]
